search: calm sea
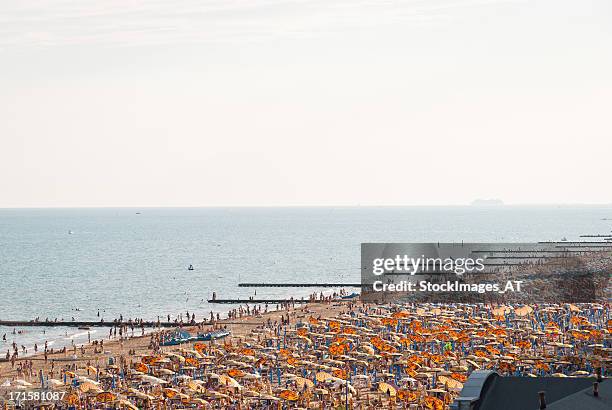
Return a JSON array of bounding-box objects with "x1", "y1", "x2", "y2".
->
[{"x1": 1, "y1": 206, "x2": 611, "y2": 353}]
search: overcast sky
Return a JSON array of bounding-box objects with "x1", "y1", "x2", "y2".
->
[{"x1": 1, "y1": 0, "x2": 610, "y2": 207}]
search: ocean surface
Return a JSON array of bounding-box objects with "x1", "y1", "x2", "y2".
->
[{"x1": 1, "y1": 206, "x2": 611, "y2": 354}]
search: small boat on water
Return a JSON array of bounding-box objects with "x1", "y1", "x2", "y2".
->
[
  {"x1": 188, "y1": 264, "x2": 194, "y2": 271},
  {"x1": 341, "y1": 292, "x2": 359, "y2": 299}
]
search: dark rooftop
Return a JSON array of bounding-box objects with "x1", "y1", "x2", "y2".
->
[
  {"x1": 545, "y1": 379, "x2": 611, "y2": 410},
  {"x1": 452, "y1": 371, "x2": 608, "y2": 410}
]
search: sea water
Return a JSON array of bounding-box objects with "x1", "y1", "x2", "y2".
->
[{"x1": 1, "y1": 206, "x2": 611, "y2": 353}]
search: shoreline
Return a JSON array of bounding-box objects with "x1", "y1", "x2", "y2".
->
[{"x1": 0, "y1": 300, "x2": 344, "y2": 377}]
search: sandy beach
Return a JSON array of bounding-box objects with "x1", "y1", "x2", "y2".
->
[
  {"x1": 1, "y1": 300, "x2": 609, "y2": 409},
  {"x1": 0, "y1": 301, "x2": 344, "y2": 383}
]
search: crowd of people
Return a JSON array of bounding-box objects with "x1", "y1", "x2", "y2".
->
[{"x1": 0, "y1": 298, "x2": 609, "y2": 409}]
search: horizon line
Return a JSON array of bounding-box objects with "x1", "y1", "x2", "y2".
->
[{"x1": 1, "y1": 203, "x2": 612, "y2": 210}]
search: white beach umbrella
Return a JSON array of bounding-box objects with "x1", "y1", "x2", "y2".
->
[{"x1": 139, "y1": 375, "x2": 168, "y2": 385}]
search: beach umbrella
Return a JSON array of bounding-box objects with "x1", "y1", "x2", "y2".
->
[
  {"x1": 134, "y1": 363, "x2": 148, "y2": 373},
  {"x1": 377, "y1": 382, "x2": 396, "y2": 397},
  {"x1": 139, "y1": 375, "x2": 168, "y2": 385},
  {"x1": 219, "y1": 375, "x2": 241, "y2": 389},
  {"x1": 95, "y1": 391, "x2": 116, "y2": 403},
  {"x1": 423, "y1": 395, "x2": 445, "y2": 410},
  {"x1": 242, "y1": 389, "x2": 261, "y2": 397},
  {"x1": 332, "y1": 369, "x2": 349, "y2": 380},
  {"x1": 79, "y1": 381, "x2": 101, "y2": 393},
  {"x1": 240, "y1": 347, "x2": 256, "y2": 356},
  {"x1": 62, "y1": 392, "x2": 80, "y2": 405},
  {"x1": 207, "y1": 391, "x2": 231, "y2": 399},
  {"x1": 450, "y1": 373, "x2": 467, "y2": 383},
  {"x1": 260, "y1": 393, "x2": 281, "y2": 401},
  {"x1": 278, "y1": 389, "x2": 299, "y2": 401},
  {"x1": 176, "y1": 374, "x2": 193, "y2": 381},
  {"x1": 228, "y1": 369, "x2": 246, "y2": 378},
  {"x1": 191, "y1": 397, "x2": 212, "y2": 408},
  {"x1": 451, "y1": 365, "x2": 469, "y2": 372},
  {"x1": 188, "y1": 380, "x2": 206, "y2": 392},
  {"x1": 141, "y1": 355, "x2": 160, "y2": 365},
  {"x1": 398, "y1": 389, "x2": 418, "y2": 402},
  {"x1": 515, "y1": 306, "x2": 534, "y2": 317},
  {"x1": 194, "y1": 342, "x2": 207, "y2": 352},
  {"x1": 314, "y1": 371, "x2": 332, "y2": 382},
  {"x1": 293, "y1": 376, "x2": 315, "y2": 390},
  {"x1": 360, "y1": 345, "x2": 375, "y2": 355},
  {"x1": 437, "y1": 375, "x2": 463, "y2": 390},
  {"x1": 166, "y1": 352, "x2": 186, "y2": 362},
  {"x1": 163, "y1": 388, "x2": 180, "y2": 398},
  {"x1": 126, "y1": 389, "x2": 155, "y2": 401},
  {"x1": 117, "y1": 399, "x2": 138, "y2": 410},
  {"x1": 180, "y1": 348, "x2": 204, "y2": 358}
]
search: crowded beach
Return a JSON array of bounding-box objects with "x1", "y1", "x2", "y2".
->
[{"x1": 0, "y1": 296, "x2": 610, "y2": 409}]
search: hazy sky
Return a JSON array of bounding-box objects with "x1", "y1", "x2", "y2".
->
[{"x1": 1, "y1": 0, "x2": 610, "y2": 207}]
